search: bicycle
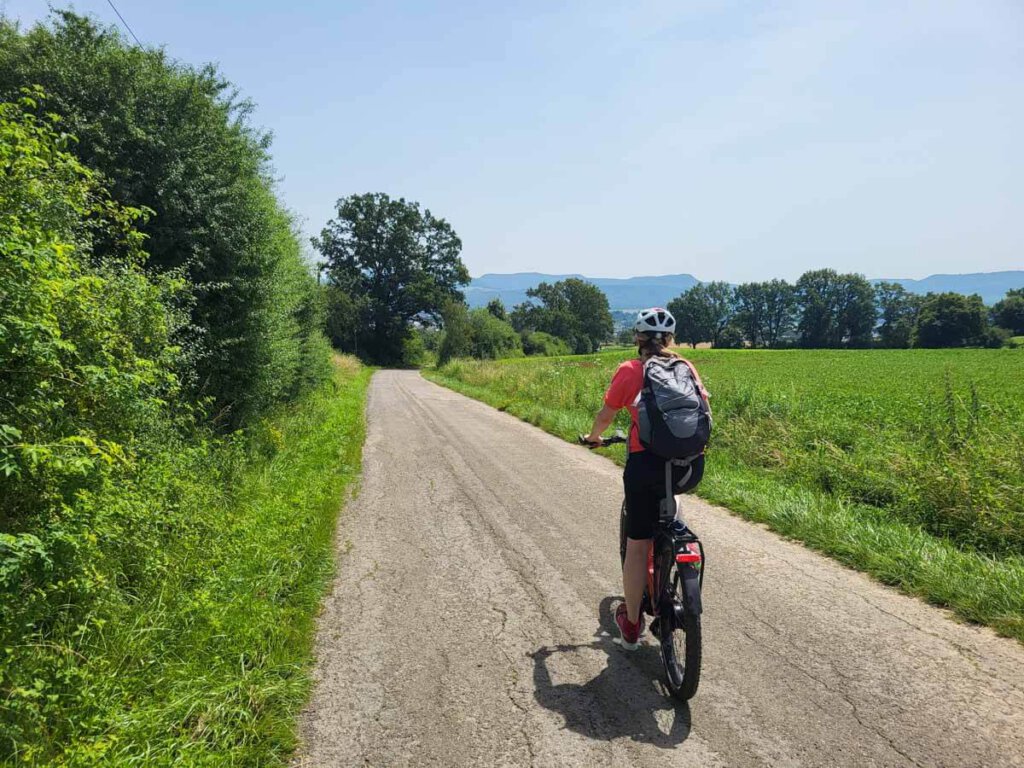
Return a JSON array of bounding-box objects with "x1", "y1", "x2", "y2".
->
[{"x1": 579, "y1": 433, "x2": 705, "y2": 701}]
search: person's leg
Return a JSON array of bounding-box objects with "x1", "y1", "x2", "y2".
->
[
  {"x1": 622, "y1": 451, "x2": 658, "y2": 628},
  {"x1": 623, "y1": 537, "x2": 650, "y2": 624}
]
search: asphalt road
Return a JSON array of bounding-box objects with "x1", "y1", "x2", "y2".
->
[{"x1": 294, "y1": 370, "x2": 1024, "y2": 768}]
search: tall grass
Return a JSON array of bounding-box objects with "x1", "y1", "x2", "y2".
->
[
  {"x1": 1, "y1": 356, "x2": 371, "y2": 766},
  {"x1": 427, "y1": 349, "x2": 1024, "y2": 643}
]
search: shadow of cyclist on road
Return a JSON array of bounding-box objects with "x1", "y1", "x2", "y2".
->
[{"x1": 529, "y1": 596, "x2": 691, "y2": 748}]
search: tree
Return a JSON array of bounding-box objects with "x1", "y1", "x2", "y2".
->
[
  {"x1": 324, "y1": 285, "x2": 368, "y2": 355},
  {"x1": 438, "y1": 300, "x2": 472, "y2": 365},
  {"x1": 734, "y1": 280, "x2": 796, "y2": 348},
  {"x1": 486, "y1": 298, "x2": 508, "y2": 321},
  {"x1": 0, "y1": 12, "x2": 328, "y2": 426},
  {"x1": 510, "y1": 278, "x2": 612, "y2": 354},
  {"x1": 667, "y1": 289, "x2": 712, "y2": 347},
  {"x1": 717, "y1": 325, "x2": 746, "y2": 349},
  {"x1": 795, "y1": 270, "x2": 875, "y2": 348},
  {"x1": 875, "y1": 282, "x2": 922, "y2": 348},
  {"x1": 761, "y1": 279, "x2": 798, "y2": 348},
  {"x1": 616, "y1": 327, "x2": 636, "y2": 346},
  {"x1": 667, "y1": 282, "x2": 735, "y2": 347},
  {"x1": 992, "y1": 288, "x2": 1024, "y2": 335},
  {"x1": 733, "y1": 284, "x2": 767, "y2": 347},
  {"x1": 912, "y1": 293, "x2": 988, "y2": 348},
  {"x1": 795, "y1": 270, "x2": 836, "y2": 348},
  {"x1": 837, "y1": 274, "x2": 878, "y2": 348},
  {"x1": 314, "y1": 193, "x2": 470, "y2": 365}
]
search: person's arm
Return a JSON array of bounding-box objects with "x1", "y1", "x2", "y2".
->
[
  {"x1": 584, "y1": 404, "x2": 618, "y2": 445},
  {"x1": 586, "y1": 362, "x2": 635, "y2": 445}
]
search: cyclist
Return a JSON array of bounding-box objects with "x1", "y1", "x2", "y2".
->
[{"x1": 584, "y1": 307, "x2": 708, "y2": 649}]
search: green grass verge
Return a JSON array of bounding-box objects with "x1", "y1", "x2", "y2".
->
[
  {"x1": 425, "y1": 355, "x2": 1024, "y2": 644},
  {"x1": 4, "y1": 356, "x2": 372, "y2": 766}
]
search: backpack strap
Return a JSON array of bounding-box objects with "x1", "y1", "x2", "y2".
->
[
  {"x1": 640, "y1": 358, "x2": 660, "y2": 433},
  {"x1": 679, "y1": 357, "x2": 710, "y2": 407}
]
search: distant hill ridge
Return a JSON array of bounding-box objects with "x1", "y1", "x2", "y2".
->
[{"x1": 465, "y1": 270, "x2": 1024, "y2": 310}]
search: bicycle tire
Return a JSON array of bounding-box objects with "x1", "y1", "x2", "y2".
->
[{"x1": 660, "y1": 569, "x2": 701, "y2": 701}]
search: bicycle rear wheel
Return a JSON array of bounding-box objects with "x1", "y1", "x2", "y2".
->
[{"x1": 659, "y1": 569, "x2": 701, "y2": 701}]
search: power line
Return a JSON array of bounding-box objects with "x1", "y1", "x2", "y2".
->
[{"x1": 105, "y1": 0, "x2": 142, "y2": 47}]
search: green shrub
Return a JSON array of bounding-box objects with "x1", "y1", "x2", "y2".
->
[
  {"x1": 980, "y1": 326, "x2": 1012, "y2": 348},
  {"x1": 522, "y1": 331, "x2": 572, "y2": 356},
  {"x1": 0, "y1": 89, "x2": 182, "y2": 757},
  {"x1": 468, "y1": 309, "x2": 523, "y2": 359}
]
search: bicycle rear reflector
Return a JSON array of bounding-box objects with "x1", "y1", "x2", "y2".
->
[{"x1": 675, "y1": 543, "x2": 702, "y2": 564}]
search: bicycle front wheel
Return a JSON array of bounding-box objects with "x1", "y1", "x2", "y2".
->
[{"x1": 660, "y1": 569, "x2": 701, "y2": 701}]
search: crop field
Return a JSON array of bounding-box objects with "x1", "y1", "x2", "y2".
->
[{"x1": 427, "y1": 348, "x2": 1024, "y2": 641}]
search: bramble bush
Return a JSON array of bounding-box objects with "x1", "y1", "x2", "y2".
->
[{"x1": 0, "y1": 90, "x2": 185, "y2": 757}]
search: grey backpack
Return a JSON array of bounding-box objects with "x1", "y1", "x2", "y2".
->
[{"x1": 636, "y1": 357, "x2": 711, "y2": 460}]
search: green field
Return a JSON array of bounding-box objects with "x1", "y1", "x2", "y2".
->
[{"x1": 427, "y1": 348, "x2": 1024, "y2": 642}]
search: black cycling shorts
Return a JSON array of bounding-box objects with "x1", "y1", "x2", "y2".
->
[{"x1": 623, "y1": 450, "x2": 705, "y2": 540}]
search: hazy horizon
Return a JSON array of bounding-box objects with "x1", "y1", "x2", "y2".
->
[
  {"x1": 4, "y1": 1, "x2": 1022, "y2": 283},
  {"x1": 469, "y1": 268, "x2": 1024, "y2": 280}
]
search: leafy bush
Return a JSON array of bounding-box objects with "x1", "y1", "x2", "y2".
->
[
  {"x1": 980, "y1": 325, "x2": 1011, "y2": 349},
  {"x1": 0, "y1": 89, "x2": 182, "y2": 757},
  {"x1": 522, "y1": 331, "x2": 571, "y2": 356},
  {"x1": 468, "y1": 309, "x2": 523, "y2": 359}
]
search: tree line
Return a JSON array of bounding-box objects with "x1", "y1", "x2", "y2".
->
[
  {"x1": 317, "y1": 189, "x2": 1024, "y2": 363},
  {"x1": 660, "y1": 272, "x2": 1022, "y2": 349},
  {"x1": 319, "y1": 197, "x2": 1024, "y2": 361}
]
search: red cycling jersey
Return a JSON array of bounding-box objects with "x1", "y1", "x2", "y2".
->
[{"x1": 604, "y1": 360, "x2": 645, "y2": 452}]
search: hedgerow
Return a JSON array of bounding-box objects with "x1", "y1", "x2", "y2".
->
[
  {"x1": 0, "y1": 11, "x2": 328, "y2": 426},
  {"x1": 1, "y1": 16, "x2": 344, "y2": 762}
]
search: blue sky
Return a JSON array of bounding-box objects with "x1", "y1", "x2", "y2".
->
[{"x1": 5, "y1": 1, "x2": 1022, "y2": 281}]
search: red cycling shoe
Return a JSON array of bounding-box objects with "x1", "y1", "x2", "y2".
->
[{"x1": 615, "y1": 603, "x2": 645, "y2": 650}]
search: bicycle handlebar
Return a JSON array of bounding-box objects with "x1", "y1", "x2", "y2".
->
[{"x1": 578, "y1": 433, "x2": 627, "y2": 448}]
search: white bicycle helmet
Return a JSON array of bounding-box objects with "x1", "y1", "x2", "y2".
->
[{"x1": 634, "y1": 307, "x2": 676, "y2": 336}]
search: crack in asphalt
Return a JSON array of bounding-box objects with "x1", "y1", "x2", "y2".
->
[{"x1": 736, "y1": 625, "x2": 924, "y2": 767}]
